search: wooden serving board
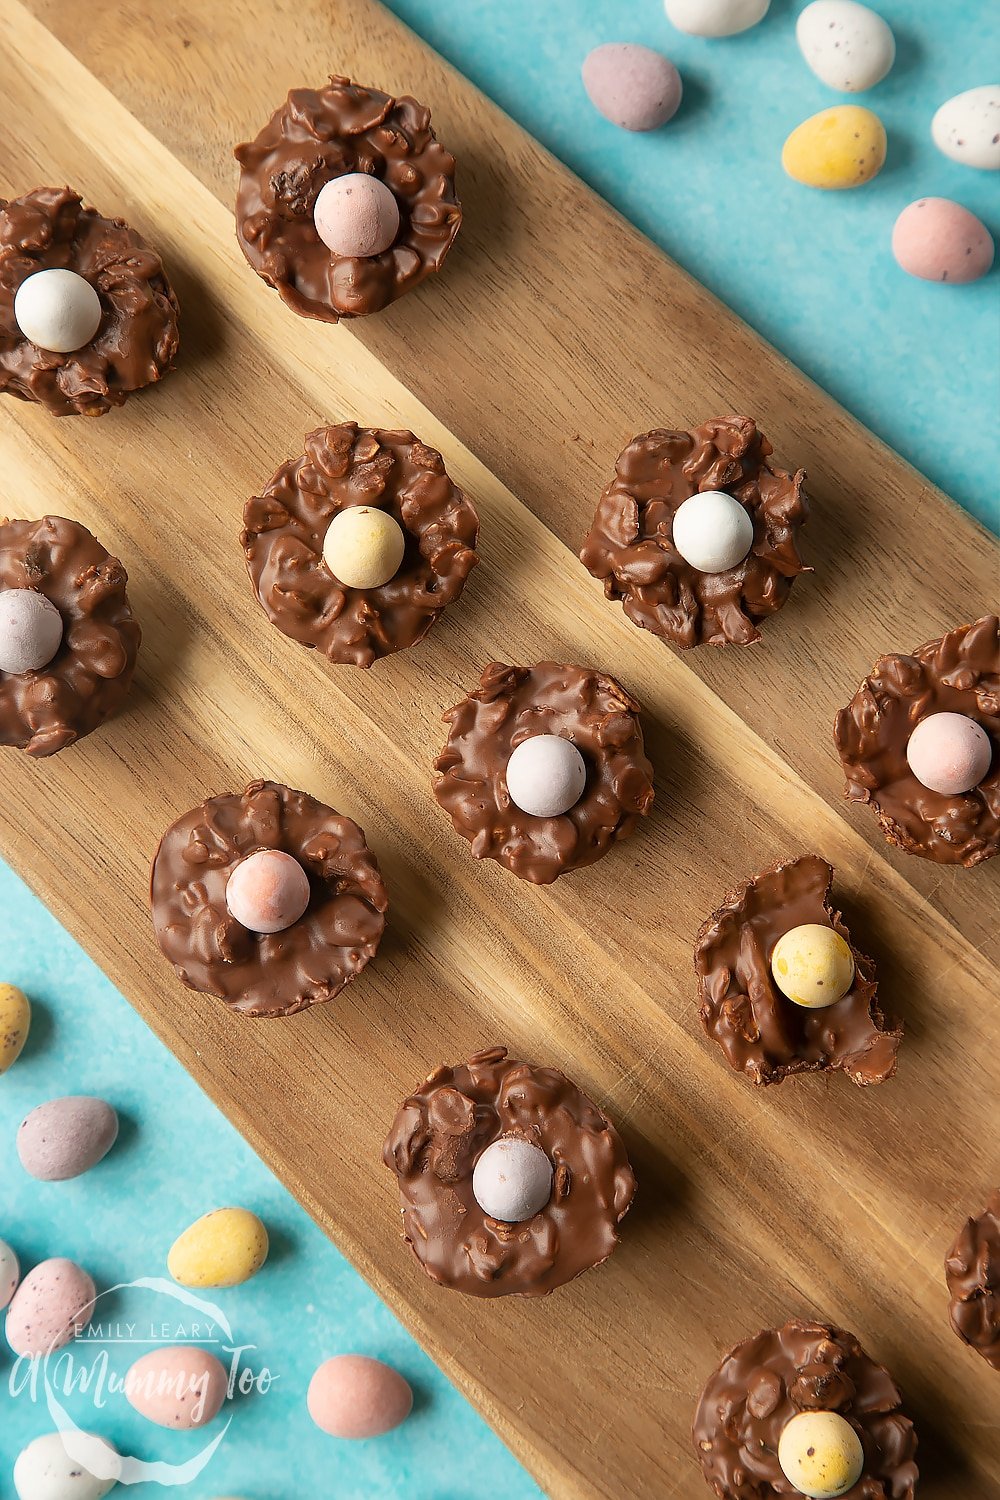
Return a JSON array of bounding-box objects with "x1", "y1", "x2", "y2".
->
[{"x1": 2, "y1": 2, "x2": 998, "y2": 1494}]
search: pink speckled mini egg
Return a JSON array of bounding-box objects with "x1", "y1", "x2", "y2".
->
[
  {"x1": 125, "y1": 1345, "x2": 228, "y2": 1430},
  {"x1": 892, "y1": 198, "x2": 995, "y2": 284},
  {"x1": 582, "y1": 43, "x2": 682, "y2": 132},
  {"x1": 307, "y1": 1354, "x2": 413, "y2": 1439},
  {"x1": 906, "y1": 711, "x2": 993, "y2": 795},
  {"x1": 5, "y1": 1257, "x2": 95, "y2": 1356}
]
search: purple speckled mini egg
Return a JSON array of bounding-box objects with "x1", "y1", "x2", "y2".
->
[
  {"x1": 17, "y1": 1095, "x2": 118, "y2": 1181},
  {"x1": 582, "y1": 43, "x2": 682, "y2": 132}
]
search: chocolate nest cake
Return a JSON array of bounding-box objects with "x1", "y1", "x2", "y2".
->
[
  {"x1": 150, "y1": 780, "x2": 388, "y2": 1018},
  {"x1": 0, "y1": 187, "x2": 179, "y2": 416},
  {"x1": 834, "y1": 615, "x2": 999, "y2": 867},
  {"x1": 695, "y1": 854, "x2": 902, "y2": 1087},
  {"x1": 0, "y1": 515, "x2": 140, "y2": 757},
  {"x1": 242, "y1": 423, "x2": 479, "y2": 667},
  {"x1": 693, "y1": 1318, "x2": 918, "y2": 1500},
  {"x1": 579, "y1": 416, "x2": 809, "y2": 649},
  {"x1": 234, "y1": 75, "x2": 461, "y2": 321},
  {"x1": 945, "y1": 1189, "x2": 1000, "y2": 1371},
  {"x1": 432, "y1": 661, "x2": 655, "y2": 883},
  {"x1": 383, "y1": 1046, "x2": 636, "y2": 1297}
]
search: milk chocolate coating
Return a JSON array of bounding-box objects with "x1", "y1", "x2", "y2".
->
[
  {"x1": 834, "y1": 616, "x2": 999, "y2": 867},
  {"x1": 0, "y1": 187, "x2": 179, "y2": 417},
  {"x1": 242, "y1": 423, "x2": 479, "y2": 667},
  {"x1": 234, "y1": 76, "x2": 461, "y2": 322},
  {"x1": 579, "y1": 417, "x2": 809, "y2": 649},
  {"x1": 433, "y1": 661, "x2": 655, "y2": 883},
  {"x1": 945, "y1": 1189, "x2": 1000, "y2": 1371},
  {"x1": 0, "y1": 515, "x2": 140, "y2": 757},
  {"x1": 150, "y1": 780, "x2": 388, "y2": 1018},
  {"x1": 693, "y1": 1318, "x2": 918, "y2": 1500},
  {"x1": 383, "y1": 1046, "x2": 636, "y2": 1297},
  {"x1": 695, "y1": 854, "x2": 902, "y2": 1087}
]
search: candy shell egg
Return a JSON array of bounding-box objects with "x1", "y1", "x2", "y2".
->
[
  {"x1": 307, "y1": 1354, "x2": 413, "y2": 1439},
  {"x1": 322, "y1": 505, "x2": 406, "y2": 590},
  {"x1": 168, "y1": 1207, "x2": 269, "y2": 1288},
  {"x1": 473, "y1": 1137, "x2": 553, "y2": 1222},
  {"x1": 313, "y1": 174, "x2": 400, "y2": 258},
  {"x1": 125, "y1": 1345, "x2": 228, "y2": 1429},
  {"x1": 796, "y1": 2, "x2": 895, "y2": 93},
  {"x1": 771, "y1": 923, "x2": 855, "y2": 1008},
  {"x1": 0, "y1": 982, "x2": 31, "y2": 1073},
  {"x1": 892, "y1": 198, "x2": 995, "y2": 284},
  {"x1": 17, "y1": 1096, "x2": 119, "y2": 1182},
  {"x1": 0, "y1": 1237, "x2": 20, "y2": 1309},
  {"x1": 225, "y1": 848, "x2": 310, "y2": 934},
  {"x1": 0, "y1": 589, "x2": 63, "y2": 675},
  {"x1": 14, "y1": 268, "x2": 102, "y2": 354},
  {"x1": 672, "y1": 490, "x2": 754, "y2": 573},
  {"x1": 664, "y1": 0, "x2": 770, "y2": 37},
  {"x1": 783, "y1": 105, "x2": 886, "y2": 188},
  {"x1": 6, "y1": 1257, "x2": 96, "y2": 1356},
  {"x1": 505, "y1": 734, "x2": 587, "y2": 818},
  {"x1": 932, "y1": 86, "x2": 1000, "y2": 172},
  {"x1": 13, "y1": 1431, "x2": 120, "y2": 1500},
  {"x1": 906, "y1": 712, "x2": 992, "y2": 794},
  {"x1": 778, "y1": 1410, "x2": 864, "y2": 1498},
  {"x1": 582, "y1": 44, "x2": 683, "y2": 132}
]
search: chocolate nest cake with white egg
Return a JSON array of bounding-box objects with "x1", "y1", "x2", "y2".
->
[
  {"x1": 432, "y1": 661, "x2": 655, "y2": 883},
  {"x1": 0, "y1": 515, "x2": 140, "y2": 757},
  {"x1": 834, "y1": 614, "x2": 999, "y2": 866},
  {"x1": 0, "y1": 187, "x2": 179, "y2": 416},
  {"x1": 579, "y1": 416, "x2": 809, "y2": 649},
  {"x1": 150, "y1": 780, "x2": 388, "y2": 1017},
  {"x1": 234, "y1": 75, "x2": 462, "y2": 322},
  {"x1": 241, "y1": 422, "x2": 479, "y2": 667},
  {"x1": 695, "y1": 854, "x2": 902, "y2": 1087},
  {"x1": 383, "y1": 1046, "x2": 636, "y2": 1297}
]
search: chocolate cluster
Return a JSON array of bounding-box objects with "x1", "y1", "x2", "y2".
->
[
  {"x1": 0, "y1": 515, "x2": 140, "y2": 757},
  {"x1": 579, "y1": 416, "x2": 808, "y2": 649},
  {"x1": 834, "y1": 615, "x2": 999, "y2": 866},
  {"x1": 150, "y1": 780, "x2": 388, "y2": 1017},
  {"x1": 383, "y1": 1047, "x2": 636, "y2": 1297},
  {"x1": 695, "y1": 854, "x2": 902, "y2": 1087},
  {"x1": 945, "y1": 1189, "x2": 1000, "y2": 1371},
  {"x1": 0, "y1": 187, "x2": 179, "y2": 416},
  {"x1": 235, "y1": 76, "x2": 461, "y2": 321}
]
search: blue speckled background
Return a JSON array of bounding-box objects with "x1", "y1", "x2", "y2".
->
[{"x1": 3, "y1": 3, "x2": 998, "y2": 1497}]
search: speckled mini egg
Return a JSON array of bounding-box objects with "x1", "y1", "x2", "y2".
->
[
  {"x1": 0, "y1": 982, "x2": 31, "y2": 1073},
  {"x1": 307, "y1": 1354, "x2": 413, "y2": 1439},
  {"x1": 225, "y1": 848, "x2": 311, "y2": 934},
  {"x1": 0, "y1": 589, "x2": 63, "y2": 675},
  {"x1": 17, "y1": 1097, "x2": 119, "y2": 1181},
  {"x1": 125, "y1": 1345, "x2": 228, "y2": 1430},
  {"x1": 582, "y1": 44, "x2": 683, "y2": 132},
  {"x1": 782, "y1": 105, "x2": 886, "y2": 188},
  {"x1": 13, "y1": 1430, "x2": 120, "y2": 1500},
  {"x1": 770, "y1": 923, "x2": 855, "y2": 1008},
  {"x1": 313, "y1": 173, "x2": 400, "y2": 258},
  {"x1": 6, "y1": 1257, "x2": 96, "y2": 1356},
  {"x1": 322, "y1": 505, "x2": 407, "y2": 590},
  {"x1": 892, "y1": 198, "x2": 995, "y2": 283},
  {"x1": 472, "y1": 1138, "x2": 553, "y2": 1222},
  {"x1": 932, "y1": 85, "x2": 1000, "y2": 171},
  {"x1": 168, "y1": 1207, "x2": 269, "y2": 1288},
  {"x1": 0, "y1": 1237, "x2": 20, "y2": 1309},
  {"x1": 664, "y1": 0, "x2": 770, "y2": 37},
  {"x1": 778, "y1": 1410, "x2": 864, "y2": 1498},
  {"x1": 906, "y1": 711, "x2": 993, "y2": 793},
  {"x1": 796, "y1": 1, "x2": 895, "y2": 93}
]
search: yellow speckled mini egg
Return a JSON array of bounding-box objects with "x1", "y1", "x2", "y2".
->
[
  {"x1": 778, "y1": 1410, "x2": 865, "y2": 1498},
  {"x1": 782, "y1": 105, "x2": 886, "y2": 188},
  {"x1": 168, "y1": 1207, "x2": 268, "y2": 1289},
  {"x1": 771, "y1": 923, "x2": 855, "y2": 1008},
  {"x1": 0, "y1": 984, "x2": 30, "y2": 1074}
]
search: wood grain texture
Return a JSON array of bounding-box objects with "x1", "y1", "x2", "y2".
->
[{"x1": 1, "y1": 3, "x2": 998, "y2": 1495}]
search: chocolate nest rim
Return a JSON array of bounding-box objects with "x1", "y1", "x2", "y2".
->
[
  {"x1": 945, "y1": 1189, "x2": 1000, "y2": 1371},
  {"x1": 382, "y1": 1046, "x2": 637, "y2": 1298},
  {"x1": 0, "y1": 514, "x2": 140, "y2": 758},
  {"x1": 695, "y1": 853, "x2": 903, "y2": 1088},
  {"x1": 692, "y1": 1317, "x2": 919, "y2": 1500},
  {"x1": 0, "y1": 186, "x2": 179, "y2": 417},
  {"x1": 234, "y1": 75, "x2": 462, "y2": 323},
  {"x1": 241, "y1": 422, "x2": 479, "y2": 667},
  {"x1": 149, "y1": 779, "x2": 388, "y2": 1018},
  {"x1": 432, "y1": 661, "x2": 655, "y2": 884},
  {"x1": 834, "y1": 615, "x2": 999, "y2": 867},
  {"x1": 579, "y1": 415, "x2": 809, "y2": 649}
]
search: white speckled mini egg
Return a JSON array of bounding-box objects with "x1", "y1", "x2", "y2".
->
[
  {"x1": 664, "y1": 0, "x2": 770, "y2": 37},
  {"x1": 932, "y1": 86, "x2": 1000, "y2": 171},
  {"x1": 796, "y1": 1, "x2": 895, "y2": 93},
  {"x1": 0, "y1": 1237, "x2": 20, "y2": 1309},
  {"x1": 13, "y1": 1431, "x2": 119, "y2": 1500}
]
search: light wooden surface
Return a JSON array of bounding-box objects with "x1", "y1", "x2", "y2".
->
[{"x1": 1, "y1": 3, "x2": 998, "y2": 1495}]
